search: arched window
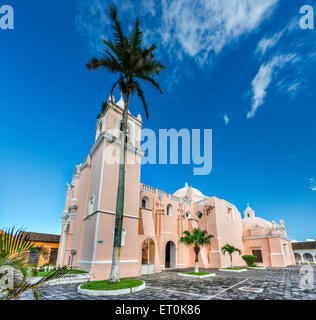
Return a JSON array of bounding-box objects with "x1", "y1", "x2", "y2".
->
[
  {"x1": 167, "y1": 204, "x2": 173, "y2": 216},
  {"x1": 141, "y1": 196, "x2": 149, "y2": 209},
  {"x1": 120, "y1": 121, "x2": 130, "y2": 143},
  {"x1": 195, "y1": 211, "x2": 202, "y2": 220},
  {"x1": 186, "y1": 211, "x2": 191, "y2": 219},
  {"x1": 87, "y1": 195, "x2": 95, "y2": 216}
]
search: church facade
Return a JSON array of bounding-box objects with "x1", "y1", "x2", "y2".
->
[{"x1": 57, "y1": 95, "x2": 295, "y2": 281}]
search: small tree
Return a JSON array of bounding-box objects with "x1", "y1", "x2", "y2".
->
[
  {"x1": 242, "y1": 255, "x2": 257, "y2": 267},
  {"x1": 179, "y1": 228, "x2": 214, "y2": 273},
  {"x1": 221, "y1": 244, "x2": 241, "y2": 268}
]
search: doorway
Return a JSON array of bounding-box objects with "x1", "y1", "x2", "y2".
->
[
  {"x1": 141, "y1": 238, "x2": 155, "y2": 275},
  {"x1": 165, "y1": 241, "x2": 176, "y2": 268}
]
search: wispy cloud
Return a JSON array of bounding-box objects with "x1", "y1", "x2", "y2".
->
[
  {"x1": 75, "y1": 0, "x2": 279, "y2": 65},
  {"x1": 223, "y1": 114, "x2": 230, "y2": 125},
  {"x1": 248, "y1": 12, "x2": 316, "y2": 118},
  {"x1": 288, "y1": 82, "x2": 301, "y2": 94},
  {"x1": 247, "y1": 54, "x2": 296, "y2": 118},
  {"x1": 256, "y1": 30, "x2": 284, "y2": 56},
  {"x1": 309, "y1": 178, "x2": 316, "y2": 191},
  {"x1": 160, "y1": 0, "x2": 279, "y2": 65}
]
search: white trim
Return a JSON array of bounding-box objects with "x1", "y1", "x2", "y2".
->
[
  {"x1": 91, "y1": 142, "x2": 106, "y2": 264},
  {"x1": 58, "y1": 229, "x2": 66, "y2": 266},
  {"x1": 176, "y1": 264, "x2": 187, "y2": 266},
  {"x1": 243, "y1": 235, "x2": 289, "y2": 240},
  {"x1": 210, "y1": 251, "x2": 221, "y2": 253},
  {"x1": 97, "y1": 142, "x2": 106, "y2": 211},
  {"x1": 78, "y1": 260, "x2": 138, "y2": 265},
  {"x1": 84, "y1": 210, "x2": 139, "y2": 220}
]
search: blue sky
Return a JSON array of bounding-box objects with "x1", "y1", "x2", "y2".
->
[{"x1": 0, "y1": 0, "x2": 315, "y2": 240}]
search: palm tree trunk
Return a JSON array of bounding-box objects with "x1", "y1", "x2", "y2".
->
[
  {"x1": 194, "y1": 247, "x2": 200, "y2": 273},
  {"x1": 108, "y1": 94, "x2": 129, "y2": 284},
  {"x1": 230, "y1": 254, "x2": 233, "y2": 268}
]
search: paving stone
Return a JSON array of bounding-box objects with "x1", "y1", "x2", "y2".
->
[{"x1": 18, "y1": 265, "x2": 316, "y2": 300}]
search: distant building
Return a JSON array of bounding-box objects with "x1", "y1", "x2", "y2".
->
[
  {"x1": 57, "y1": 95, "x2": 295, "y2": 281},
  {"x1": 291, "y1": 241, "x2": 316, "y2": 264},
  {"x1": 0, "y1": 230, "x2": 60, "y2": 266}
]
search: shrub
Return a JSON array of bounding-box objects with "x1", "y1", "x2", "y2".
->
[
  {"x1": 242, "y1": 255, "x2": 257, "y2": 267},
  {"x1": 30, "y1": 268, "x2": 38, "y2": 277}
]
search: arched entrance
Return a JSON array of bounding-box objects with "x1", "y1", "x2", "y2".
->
[
  {"x1": 141, "y1": 238, "x2": 155, "y2": 275},
  {"x1": 165, "y1": 241, "x2": 176, "y2": 268},
  {"x1": 303, "y1": 253, "x2": 314, "y2": 262}
]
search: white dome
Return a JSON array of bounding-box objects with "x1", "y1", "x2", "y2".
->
[
  {"x1": 242, "y1": 217, "x2": 272, "y2": 237},
  {"x1": 173, "y1": 183, "x2": 206, "y2": 202}
]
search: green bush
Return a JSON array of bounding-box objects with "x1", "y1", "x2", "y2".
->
[
  {"x1": 30, "y1": 268, "x2": 38, "y2": 277},
  {"x1": 242, "y1": 255, "x2": 257, "y2": 267}
]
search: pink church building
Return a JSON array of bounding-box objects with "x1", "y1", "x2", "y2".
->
[{"x1": 57, "y1": 95, "x2": 295, "y2": 280}]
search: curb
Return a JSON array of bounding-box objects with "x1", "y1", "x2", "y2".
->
[
  {"x1": 178, "y1": 273, "x2": 216, "y2": 279},
  {"x1": 248, "y1": 267, "x2": 266, "y2": 270},
  {"x1": 30, "y1": 274, "x2": 90, "y2": 287},
  {"x1": 219, "y1": 268, "x2": 247, "y2": 273},
  {"x1": 77, "y1": 281, "x2": 146, "y2": 296}
]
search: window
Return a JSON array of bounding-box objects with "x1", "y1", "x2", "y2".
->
[
  {"x1": 195, "y1": 212, "x2": 202, "y2": 220},
  {"x1": 120, "y1": 121, "x2": 130, "y2": 143},
  {"x1": 186, "y1": 211, "x2": 191, "y2": 219},
  {"x1": 227, "y1": 206, "x2": 235, "y2": 222},
  {"x1": 142, "y1": 196, "x2": 149, "y2": 209},
  {"x1": 252, "y1": 250, "x2": 263, "y2": 263},
  {"x1": 167, "y1": 204, "x2": 173, "y2": 216},
  {"x1": 87, "y1": 195, "x2": 95, "y2": 216}
]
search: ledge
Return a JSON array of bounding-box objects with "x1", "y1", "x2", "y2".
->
[
  {"x1": 77, "y1": 281, "x2": 146, "y2": 296},
  {"x1": 178, "y1": 273, "x2": 216, "y2": 279},
  {"x1": 248, "y1": 266, "x2": 266, "y2": 270},
  {"x1": 219, "y1": 268, "x2": 247, "y2": 273}
]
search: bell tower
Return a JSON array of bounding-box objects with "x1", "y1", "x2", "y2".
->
[
  {"x1": 79, "y1": 94, "x2": 144, "y2": 280},
  {"x1": 244, "y1": 204, "x2": 255, "y2": 219}
]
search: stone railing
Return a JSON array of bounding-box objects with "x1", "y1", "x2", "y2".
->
[
  {"x1": 142, "y1": 184, "x2": 156, "y2": 193},
  {"x1": 142, "y1": 184, "x2": 191, "y2": 206},
  {"x1": 158, "y1": 190, "x2": 169, "y2": 198},
  {"x1": 170, "y1": 195, "x2": 180, "y2": 202}
]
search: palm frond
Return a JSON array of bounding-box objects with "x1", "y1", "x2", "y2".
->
[
  {"x1": 135, "y1": 82, "x2": 149, "y2": 120},
  {"x1": 129, "y1": 18, "x2": 143, "y2": 50},
  {"x1": 2, "y1": 267, "x2": 69, "y2": 300},
  {"x1": 109, "y1": 5, "x2": 126, "y2": 50}
]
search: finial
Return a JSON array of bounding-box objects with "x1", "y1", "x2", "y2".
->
[{"x1": 185, "y1": 182, "x2": 189, "y2": 188}]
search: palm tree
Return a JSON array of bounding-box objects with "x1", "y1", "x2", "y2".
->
[
  {"x1": 86, "y1": 6, "x2": 164, "y2": 284},
  {"x1": 0, "y1": 227, "x2": 68, "y2": 300},
  {"x1": 179, "y1": 228, "x2": 214, "y2": 273},
  {"x1": 221, "y1": 244, "x2": 241, "y2": 268}
]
